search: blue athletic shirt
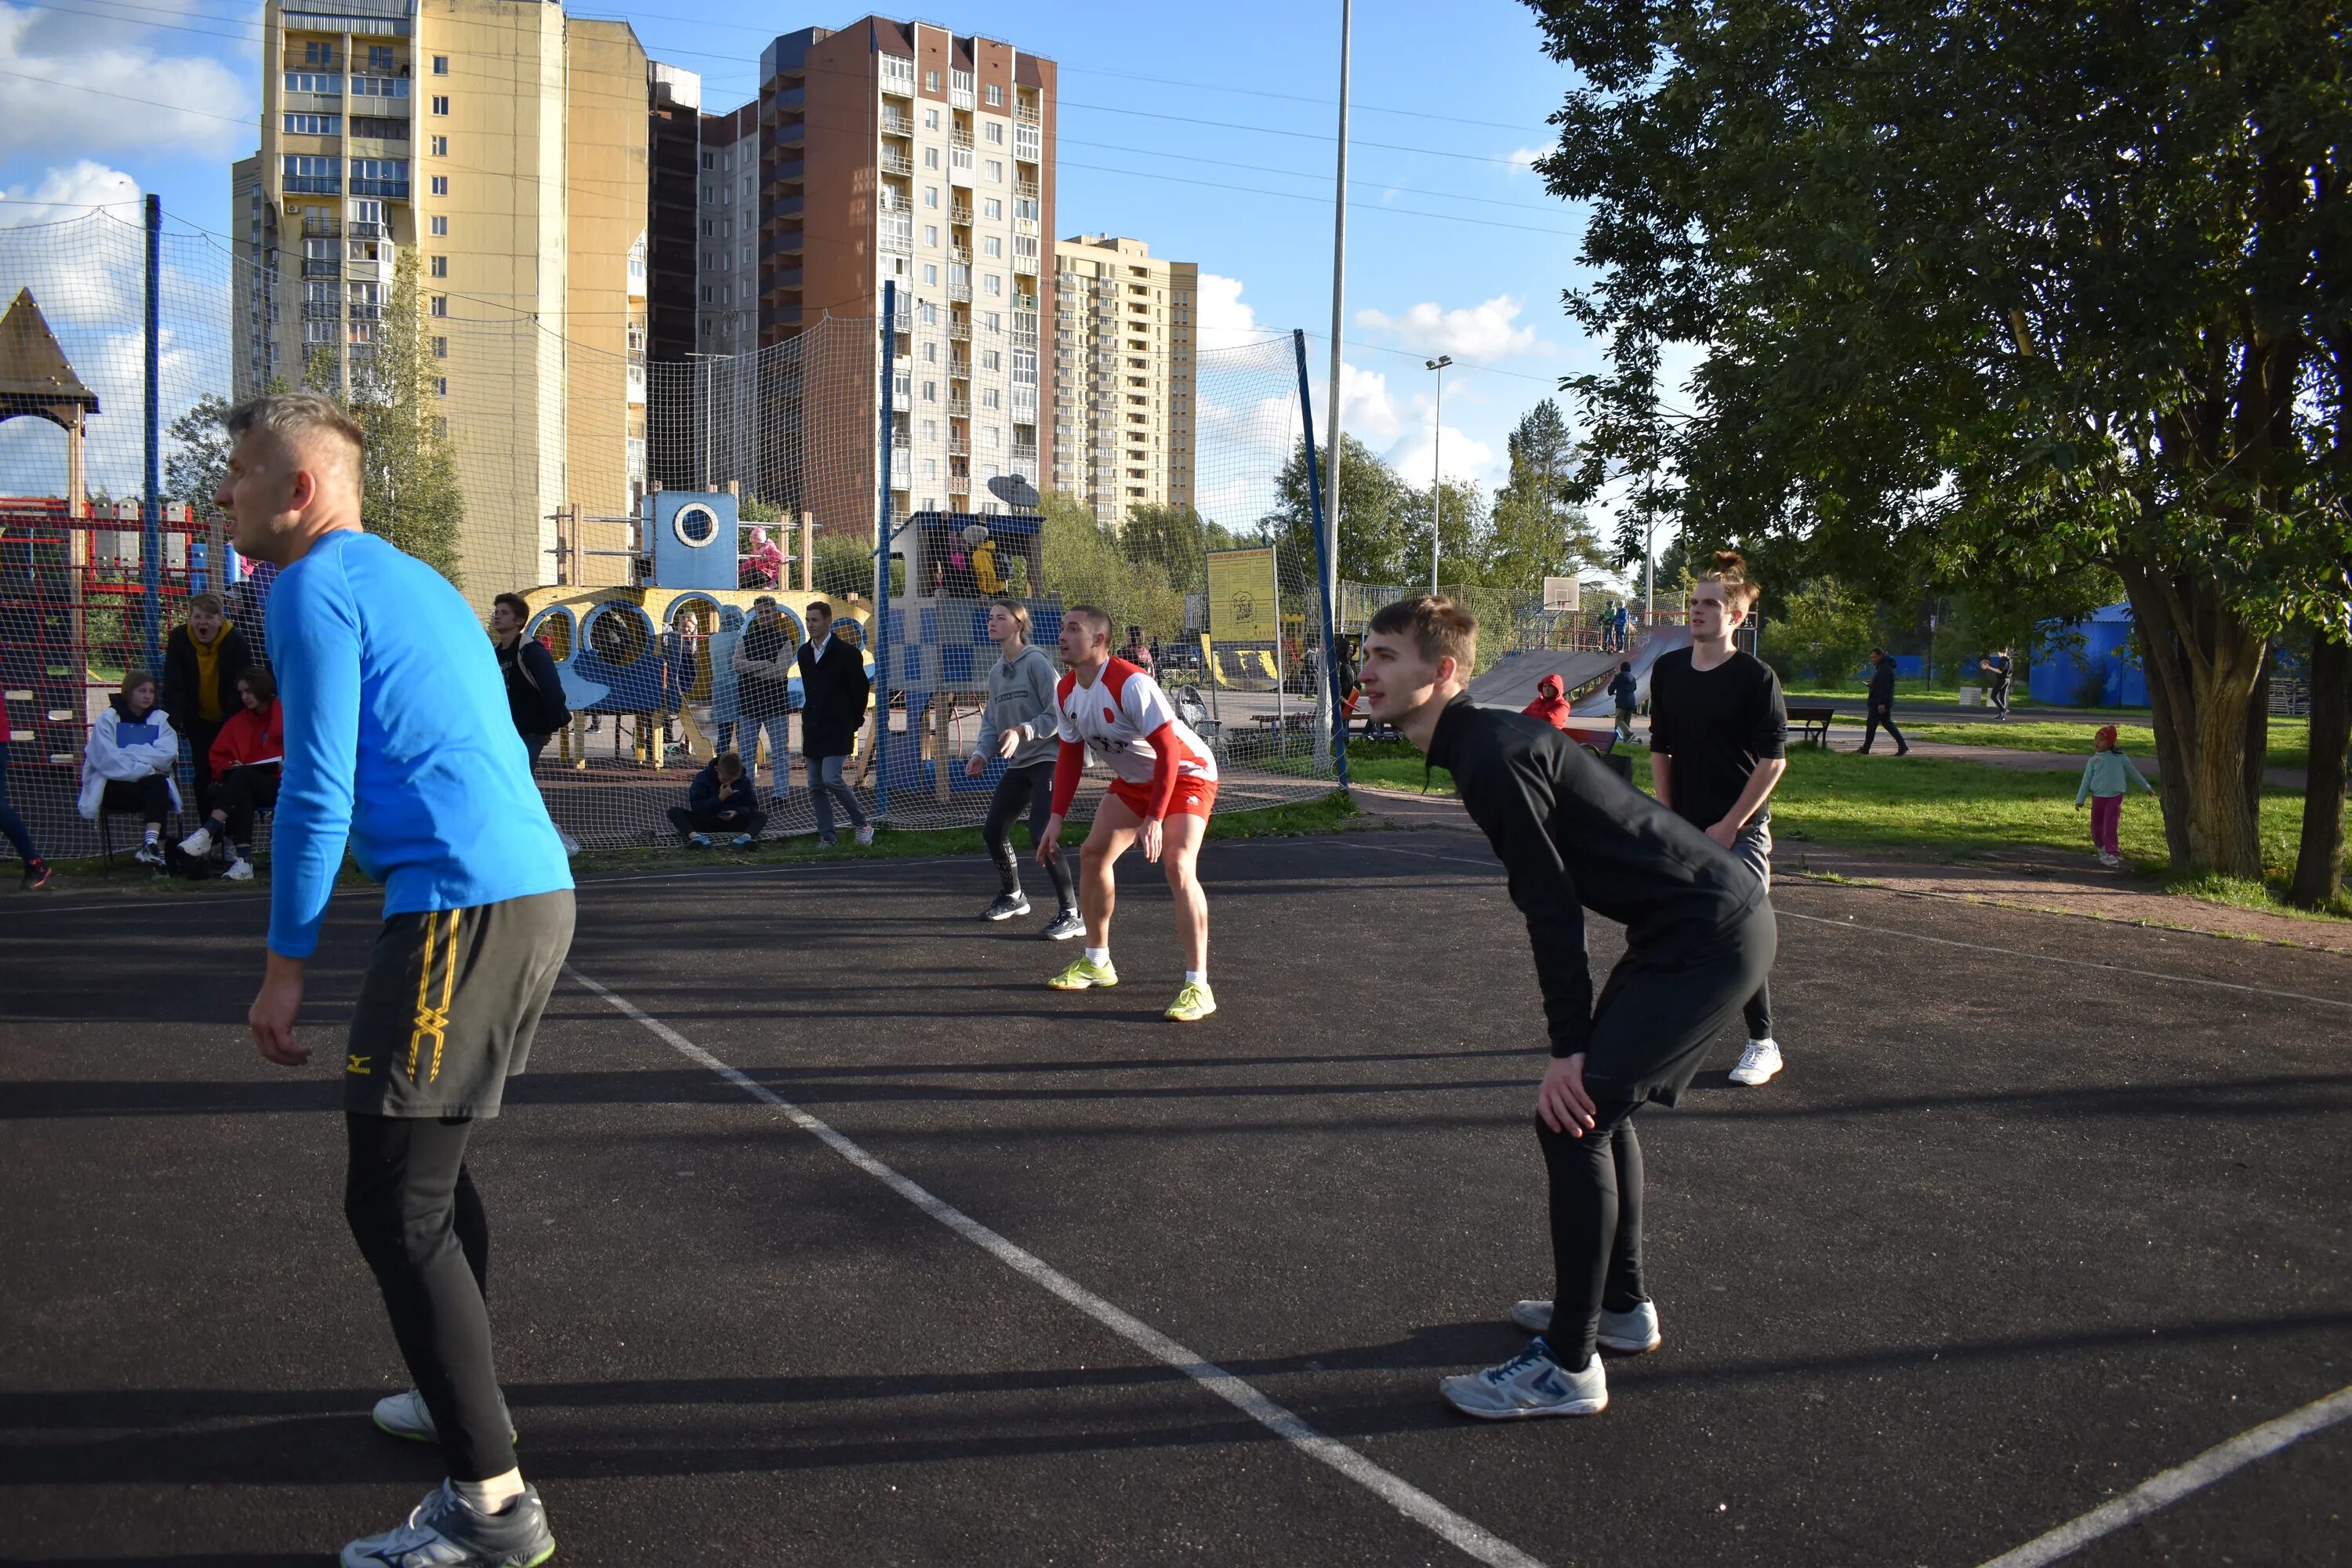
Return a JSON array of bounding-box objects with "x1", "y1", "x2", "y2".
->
[{"x1": 266, "y1": 528, "x2": 572, "y2": 959}]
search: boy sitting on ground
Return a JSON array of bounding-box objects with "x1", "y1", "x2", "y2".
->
[{"x1": 668, "y1": 752, "x2": 765, "y2": 848}]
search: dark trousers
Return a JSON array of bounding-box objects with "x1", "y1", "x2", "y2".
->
[
  {"x1": 984, "y1": 759, "x2": 1076, "y2": 908},
  {"x1": 1539, "y1": 1094, "x2": 1646, "y2": 1370},
  {"x1": 184, "y1": 718, "x2": 225, "y2": 800},
  {"x1": 0, "y1": 741, "x2": 37, "y2": 866},
  {"x1": 1991, "y1": 679, "x2": 2011, "y2": 717},
  {"x1": 100, "y1": 775, "x2": 172, "y2": 825},
  {"x1": 200, "y1": 764, "x2": 279, "y2": 848},
  {"x1": 343, "y1": 1112, "x2": 508, "y2": 1480},
  {"x1": 1859, "y1": 706, "x2": 1906, "y2": 753},
  {"x1": 668, "y1": 804, "x2": 768, "y2": 840}
]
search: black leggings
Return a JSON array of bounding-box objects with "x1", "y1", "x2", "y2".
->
[
  {"x1": 201, "y1": 764, "x2": 279, "y2": 848},
  {"x1": 983, "y1": 759, "x2": 1076, "y2": 908},
  {"x1": 100, "y1": 775, "x2": 172, "y2": 825},
  {"x1": 343, "y1": 1112, "x2": 506, "y2": 1479},
  {"x1": 1539, "y1": 1095, "x2": 1646, "y2": 1370}
]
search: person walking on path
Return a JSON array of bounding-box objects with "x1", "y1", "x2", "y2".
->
[
  {"x1": 1609, "y1": 661, "x2": 1639, "y2": 745},
  {"x1": 1647, "y1": 551, "x2": 1791, "y2": 1088},
  {"x1": 0, "y1": 738, "x2": 52, "y2": 889},
  {"x1": 966, "y1": 598, "x2": 1083, "y2": 936},
  {"x1": 797, "y1": 601, "x2": 873, "y2": 846},
  {"x1": 1358, "y1": 593, "x2": 1773, "y2": 1421},
  {"x1": 162, "y1": 591, "x2": 256, "y2": 804},
  {"x1": 1980, "y1": 647, "x2": 2014, "y2": 720},
  {"x1": 1858, "y1": 648, "x2": 1909, "y2": 756},
  {"x1": 2076, "y1": 723, "x2": 2155, "y2": 869},
  {"x1": 1038, "y1": 604, "x2": 1222, "y2": 1022},
  {"x1": 220, "y1": 390, "x2": 573, "y2": 1568},
  {"x1": 734, "y1": 596, "x2": 795, "y2": 804}
]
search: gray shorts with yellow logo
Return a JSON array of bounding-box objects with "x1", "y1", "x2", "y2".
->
[{"x1": 343, "y1": 890, "x2": 576, "y2": 1118}]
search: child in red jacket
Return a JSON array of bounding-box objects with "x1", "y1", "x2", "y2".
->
[
  {"x1": 1521, "y1": 671, "x2": 1576, "y2": 731},
  {"x1": 177, "y1": 667, "x2": 284, "y2": 880}
]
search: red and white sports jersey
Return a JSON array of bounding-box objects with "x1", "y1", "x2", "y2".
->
[{"x1": 1054, "y1": 659, "x2": 1218, "y2": 786}]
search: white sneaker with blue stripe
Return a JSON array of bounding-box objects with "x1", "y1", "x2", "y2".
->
[{"x1": 1438, "y1": 1338, "x2": 1607, "y2": 1420}]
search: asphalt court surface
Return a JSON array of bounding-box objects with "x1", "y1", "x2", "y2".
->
[{"x1": 2, "y1": 829, "x2": 2348, "y2": 1566}]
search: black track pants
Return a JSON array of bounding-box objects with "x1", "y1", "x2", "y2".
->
[
  {"x1": 983, "y1": 759, "x2": 1076, "y2": 908},
  {"x1": 343, "y1": 1112, "x2": 505, "y2": 1479},
  {"x1": 1538, "y1": 1096, "x2": 1646, "y2": 1371}
]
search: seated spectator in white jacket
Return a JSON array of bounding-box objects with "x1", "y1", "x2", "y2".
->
[{"x1": 78, "y1": 670, "x2": 182, "y2": 866}]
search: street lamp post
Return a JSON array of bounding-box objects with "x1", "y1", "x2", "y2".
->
[{"x1": 1425, "y1": 354, "x2": 1450, "y2": 593}]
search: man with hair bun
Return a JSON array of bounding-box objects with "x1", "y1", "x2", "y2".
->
[
  {"x1": 1358, "y1": 593, "x2": 1773, "y2": 1421},
  {"x1": 1647, "y1": 549, "x2": 1791, "y2": 1087}
]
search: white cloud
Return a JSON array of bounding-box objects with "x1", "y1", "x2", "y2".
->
[
  {"x1": 1355, "y1": 295, "x2": 1544, "y2": 361},
  {"x1": 0, "y1": 3, "x2": 253, "y2": 158},
  {"x1": 1385, "y1": 423, "x2": 1497, "y2": 491},
  {"x1": 1507, "y1": 146, "x2": 1548, "y2": 174},
  {"x1": 1195, "y1": 271, "x2": 1270, "y2": 353}
]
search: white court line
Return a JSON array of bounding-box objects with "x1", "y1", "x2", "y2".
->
[
  {"x1": 1344, "y1": 840, "x2": 2352, "y2": 1012},
  {"x1": 565, "y1": 964, "x2": 1546, "y2": 1568},
  {"x1": 1976, "y1": 1381, "x2": 2352, "y2": 1567}
]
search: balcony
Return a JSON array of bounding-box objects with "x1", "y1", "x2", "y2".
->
[
  {"x1": 1015, "y1": 176, "x2": 1040, "y2": 200},
  {"x1": 348, "y1": 303, "x2": 383, "y2": 321},
  {"x1": 949, "y1": 242, "x2": 972, "y2": 265},
  {"x1": 770, "y1": 156, "x2": 806, "y2": 185},
  {"x1": 879, "y1": 216, "x2": 913, "y2": 253},
  {"x1": 761, "y1": 228, "x2": 804, "y2": 261},
  {"x1": 1011, "y1": 250, "x2": 1038, "y2": 278},
  {"x1": 949, "y1": 200, "x2": 972, "y2": 227},
  {"x1": 285, "y1": 176, "x2": 341, "y2": 195},
  {"x1": 765, "y1": 120, "x2": 805, "y2": 154},
  {"x1": 301, "y1": 258, "x2": 339, "y2": 278},
  {"x1": 879, "y1": 56, "x2": 914, "y2": 96},
  {"x1": 946, "y1": 318, "x2": 971, "y2": 342},
  {"x1": 771, "y1": 85, "x2": 807, "y2": 113},
  {"x1": 761, "y1": 191, "x2": 804, "y2": 225},
  {"x1": 769, "y1": 264, "x2": 804, "y2": 291},
  {"x1": 301, "y1": 300, "x2": 340, "y2": 320},
  {"x1": 1015, "y1": 101, "x2": 1041, "y2": 126},
  {"x1": 949, "y1": 71, "x2": 975, "y2": 111},
  {"x1": 1014, "y1": 292, "x2": 1039, "y2": 312},
  {"x1": 350, "y1": 179, "x2": 408, "y2": 198},
  {"x1": 948, "y1": 277, "x2": 971, "y2": 302},
  {"x1": 303, "y1": 213, "x2": 339, "y2": 236},
  {"x1": 1012, "y1": 441, "x2": 1039, "y2": 465},
  {"x1": 348, "y1": 219, "x2": 387, "y2": 240},
  {"x1": 948, "y1": 392, "x2": 971, "y2": 417},
  {"x1": 880, "y1": 147, "x2": 913, "y2": 177},
  {"x1": 1013, "y1": 124, "x2": 1041, "y2": 163},
  {"x1": 947, "y1": 355, "x2": 970, "y2": 379},
  {"x1": 947, "y1": 434, "x2": 970, "y2": 456},
  {"x1": 880, "y1": 108, "x2": 913, "y2": 136}
]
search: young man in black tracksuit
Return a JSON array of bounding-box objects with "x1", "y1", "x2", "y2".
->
[
  {"x1": 1859, "y1": 648, "x2": 1908, "y2": 756},
  {"x1": 1360, "y1": 594, "x2": 1774, "y2": 1421}
]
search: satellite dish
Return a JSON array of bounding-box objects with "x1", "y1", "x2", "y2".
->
[{"x1": 987, "y1": 474, "x2": 1041, "y2": 510}]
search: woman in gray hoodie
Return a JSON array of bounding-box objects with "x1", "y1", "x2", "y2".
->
[{"x1": 964, "y1": 598, "x2": 1083, "y2": 936}]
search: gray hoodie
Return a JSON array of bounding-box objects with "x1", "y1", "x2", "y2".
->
[{"x1": 972, "y1": 641, "x2": 1064, "y2": 770}]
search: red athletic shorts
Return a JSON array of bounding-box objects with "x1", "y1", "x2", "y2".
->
[{"x1": 1107, "y1": 773, "x2": 1218, "y2": 820}]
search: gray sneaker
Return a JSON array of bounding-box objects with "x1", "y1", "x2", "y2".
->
[
  {"x1": 340, "y1": 1479, "x2": 554, "y2": 1568},
  {"x1": 1508, "y1": 1299, "x2": 1662, "y2": 1353},
  {"x1": 983, "y1": 891, "x2": 1032, "y2": 921},
  {"x1": 372, "y1": 1388, "x2": 517, "y2": 1446},
  {"x1": 1439, "y1": 1338, "x2": 1607, "y2": 1421},
  {"x1": 1039, "y1": 907, "x2": 1086, "y2": 941}
]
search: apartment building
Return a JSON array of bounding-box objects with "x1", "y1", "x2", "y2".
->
[
  {"x1": 695, "y1": 102, "x2": 760, "y2": 358},
  {"x1": 750, "y1": 17, "x2": 1058, "y2": 534},
  {"x1": 232, "y1": 0, "x2": 655, "y2": 596},
  {"x1": 1052, "y1": 235, "x2": 1196, "y2": 524}
]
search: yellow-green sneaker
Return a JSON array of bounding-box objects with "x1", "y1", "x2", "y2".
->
[
  {"x1": 1047, "y1": 955, "x2": 1118, "y2": 990},
  {"x1": 1163, "y1": 980, "x2": 1217, "y2": 1022}
]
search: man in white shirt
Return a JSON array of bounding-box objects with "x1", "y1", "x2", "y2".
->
[{"x1": 1036, "y1": 604, "x2": 1220, "y2": 1022}]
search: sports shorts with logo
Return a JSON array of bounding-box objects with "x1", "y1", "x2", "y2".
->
[
  {"x1": 1107, "y1": 774, "x2": 1217, "y2": 820},
  {"x1": 343, "y1": 889, "x2": 575, "y2": 1118}
]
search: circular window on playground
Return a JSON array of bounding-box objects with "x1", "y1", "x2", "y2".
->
[
  {"x1": 585, "y1": 603, "x2": 652, "y2": 667},
  {"x1": 673, "y1": 503, "x2": 720, "y2": 549},
  {"x1": 528, "y1": 607, "x2": 575, "y2": 662}
]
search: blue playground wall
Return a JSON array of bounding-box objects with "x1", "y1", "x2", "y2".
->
[{"x1": 2032, "y1": 604, "x2": 2146, "y2": 708}]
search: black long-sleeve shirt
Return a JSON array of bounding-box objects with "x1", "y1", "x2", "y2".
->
[
  {"x1": 1867, "y1": 659, "x2": 1897, "y2": 706},
  {"x1": 1428, "y1": 694, "x2": 1766, "y2": 1058}
]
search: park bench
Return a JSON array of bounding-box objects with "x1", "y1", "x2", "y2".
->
[{"x1": 1787, "y1": 703, "x2": 1838, "y2": 747}]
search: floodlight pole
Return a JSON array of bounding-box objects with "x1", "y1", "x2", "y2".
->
[
  {"x1": 1426, "y1": 354, "x2": 1450, "y2": 593},
  {"x1": 1322, "y1": 0, "x2": 1351, "y2": 629}
]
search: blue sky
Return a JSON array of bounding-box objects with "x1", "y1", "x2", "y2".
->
[{"x1": 0, "y1": 0, "x2": 1629, "y2": 569}]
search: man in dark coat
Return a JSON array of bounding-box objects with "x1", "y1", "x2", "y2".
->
[
  {"x1": 797, "y1": 601, "x2": 872, "y2": 845},
  {"x1": 162, "y1": 591, "x2": 258, "y2": 801},
  {"x1": 488, "y1": 593, "x2": 569, "y2": 767},
  {"x1": 1859, "y1": 648, "x2": 1909, "y2": 756}
]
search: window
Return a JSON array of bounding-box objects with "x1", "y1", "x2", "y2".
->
[
  {"x1": 430, "y1": 174, "x2": 448, "y2": 196},
  {"x1": 921, "y1": 379, "x2": 938, "y2": 401},
  {"x1": 352, "y1": 76, "x2": 409, "y2": 98},
  {"x1": 922, "y1": 263, "x2": 938, "y2": 285},
  {"x1": 368, "y1": 45, "x2": 394, "y2": 71},
  {"x1": 922, "y1": 419, "x2": 938, "y2": 440},
  {"x1": 982, "y1": 310, "x2": 1000, "y2": 332},
  {"x1": 702, "y1": 284, "x2": 713, "y2": 303},
  {"x1": 281, "y1": 154, "x2": 340, "y2": 191},
  {"x1": 985, "y1": 83, "x2": 1004, "y2": 107},
  {"x1": 982, "y1": 274, "x2": 1002, "y2": 296},
  {"x1": 924, "y1": 186, "x2": 940, "y2": 209},
  {"x1": 982, "y1": 387, "x2": 1001, "y2": 410},
  {"x1": 304, "y1": 42, "x2": 334, "y2": 66},
  {"x1": 1015, "y1": 197, "x2": 1038, "y2": 222},
  {"x1": 430, "y1": 255, "x2": 447, "y2": 277},
  {"x1": 434, "y1": 376, "x2": 448, "y2": 397},
  {"x1": 983, "y1": 198, "x2": 1002, "y2": 220},
  {"x1": 924, "y1": 147, "x2": 939, "y2": 170},
  {"x1": 922, "y1": 459, "x2": 938, "y2": 480},
  {"x1": 982, "y1": 426, "x2": 1000, "y2": 448},
  {"x1": 984, "y1": 159, "x2": 1004, "y2": 183},
  {"x1": 982, "y1": 349, "x2": 1001, "y2": 371},
  {"x1": 283, "y1": 71, "x2": 340, "y2": 94},
  {"x1": 740, "y1": 244, "x2": 752, "y2": 265},
  {"x1": 702, "y1": 151, "x2": 714, "y2": 170},
  {"x1": 350, "y1": 158, "x2": 408, "y2": 195},
  {"x1": 283, "y1": 112, "x2": 340, "y2": 135},
  {"x1": 984, "y1": 121, "x2": 1004, "y2": 144},
  {"x1": 924, "y1": 69, "x2": 939, "y2": 91},
  {"x1": 919, "y1": 301, "x2": 938, "y2": 324},
  {"x1": 430, "y1": 215, "x2": 448, "y2": 236},
  {"x1": 430, "y1": 136, "x2": 448, "y2": 156},
  {"x1": 432, "y1": 55, "x2": 448, "y2": 74},
  {"x1": 924, "y1": 107, "x2": 939, "y2": 130},
  {"x1": 923, "y1": 342, "x2": 936, "y2": 363},
  {"x1": 982, "y1": 236, "x2": 1001, "y2": 258},
  {"x1": 430, "y1": 296, "x2": 447, "y2": 318},
  {"x1": 430, "y1": 95, "x2": 450, "y2": 114},
  {"x1": 433, "y1": 336, "x2": 448, "y2": 358}
]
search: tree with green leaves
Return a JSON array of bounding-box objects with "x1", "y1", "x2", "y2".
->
[
  {"x1": 163, "y1": 393, "x2": 237, "y2": 515},
  {"x1": 1117, "y1": 501, "x2": 1247, "y2": 595},
  {"x1": 1260, "y1": 431, "x2": 1412, "y2": 586},
  {"x1": 1490, "y1": 398, "x2": 1605, "y2": 590},
  {"x1": 1526, "y1": 0, "x2": 2350, "y2": 884},
  {"x1": 1040, "y1": 488, "x2": 1185, "y2": 640}
]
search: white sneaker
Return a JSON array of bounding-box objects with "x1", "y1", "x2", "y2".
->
[
  {"x1": 1728, "y1": 1038, "x2": 1783, "y2": 1087},
  {"x1": 132, "y1": 842, "x2": 165, "y2": 867},
  {"x1": 177, "y1": 824, "x2": 215, "y2": 858},
  {"x1": 1508, "y1": 1299, "x2": 1662, "y2": 1353},
  {"x1": 854, "y1": 824, "x2": 876, "y2": 846},
  {"x1": 1439, "y1": 1339, "x2": 1606, "y2": 1421},
  {"x1": 371, "y1": 1387, "x2": 517, "y2": 1446},
  {"x1": 2098, "y1": 850, "x2": 2122, "y2": 869},
  {"x1": 223, "y1": 857, "x2": 255, "y2": 882}
]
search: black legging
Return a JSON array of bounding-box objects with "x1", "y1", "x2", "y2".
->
[
  {"x1": 100, "y1": 774, "x2": 172, "y2": 824},
  {"x1": 1860, "y1": 705, "x2": 1905, "y2": 753},
  {"x1": 343, "y1": 1112, "x2": 506, "y2": 1480},
  {"x1": 1540, "y1": 1095, "x2": 1646, "y2": 1370},
  {"x1": 984, "y1": 759, "x2": 1076, "y2": 908},
  {"x1": 201, "y1": 764, "x2": 279, "y2": 848}
]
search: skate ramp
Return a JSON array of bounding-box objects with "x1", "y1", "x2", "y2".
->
[
  {"x1": 1466, "y1": 647, "x2": 1621, "y2": 712},
  {"x1": 1570, "y1": 623, "x2": 1691, "y2": 717}
]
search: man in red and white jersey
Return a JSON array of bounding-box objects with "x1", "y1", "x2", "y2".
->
[{"x1": 1037, "y1": 604, "x2": 1218, "y2": 1022}]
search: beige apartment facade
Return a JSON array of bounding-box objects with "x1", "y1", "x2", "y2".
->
[
  {"x1": 234, "y1": 0, "x2": 652, "y2": 598},
  {"x1": 1052, "y1": 235, "x2": 1196, "y2": 524}
]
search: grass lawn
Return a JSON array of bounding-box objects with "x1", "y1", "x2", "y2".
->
[
  {"x1": 1870, "y1": 717, "x2": 2312, "y2": 771},
  {"x1": 1783, "y1": 677, "x2": 2156, "y2": 722},
  {"x1": 1345, "y1": 739, "x2": 2351, "y2": 921}
]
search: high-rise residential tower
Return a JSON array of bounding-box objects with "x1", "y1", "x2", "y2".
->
[
  {"x1": 1051, "y1": 235, "x2": 1197, "y2": 524},
  {"x1": 233, "y1": 0, "x2": 656, "y2": 596},
  {"x1": 751, "y1": 17, "x2": 1057, "y2": 534}
]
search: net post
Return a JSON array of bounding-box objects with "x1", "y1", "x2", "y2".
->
[
  {"x1": 874, "y1": 278, "x2": 898, "y2": 826},
  {"x1": 141, "y1": 192, "x2": 163, "y2": 675},
  {"x1": 1291, "y1": 329, "x2": 1351, "y2": 800}
]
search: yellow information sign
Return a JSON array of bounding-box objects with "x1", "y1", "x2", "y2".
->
[{"x1": 1206, "y1": 546, "x2": 1279, "y2": 641}]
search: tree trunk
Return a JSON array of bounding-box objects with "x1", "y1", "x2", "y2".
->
[
  {"x1": 2116, "y1": 557, "x2": 2267, "y2": 877},
  {"x1": 2244, "y1": 651, "x2": 2270, "y2": 853},
  {"x1": 2290, "y1": 631, "x2": 2351, "y2": 908}
]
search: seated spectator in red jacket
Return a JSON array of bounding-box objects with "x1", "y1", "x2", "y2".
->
[
  {"x1": 1521, "y1": 671, "x2": 1576, "y2": 731},
  {"x1": 176, "y1": 667, "x2": 283, "y2": 881}
]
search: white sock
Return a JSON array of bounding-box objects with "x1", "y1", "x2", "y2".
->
[
  {"x1": 143, "y1": 826, "x2": 159, "y2": 844},
  {"x1": 1185, "y1": 969, "x2": 1207, "y2": 985},
  {"x1": 1085, "y1": 946, "x2": 1109, "y2": 965},
  {"x1": 453, "y1": 1468, "x2": 525, "y2": 1515}
]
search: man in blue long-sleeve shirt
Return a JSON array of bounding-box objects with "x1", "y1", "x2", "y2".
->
[{"x1": 220, "y1": 391, "x2": 571, "y2": 1568}]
